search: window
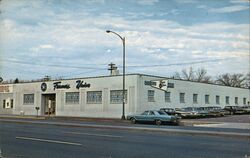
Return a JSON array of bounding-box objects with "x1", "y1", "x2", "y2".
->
[
  {"x1": 11, "y1": 99, "x2": 13, "y2": 108},
  {"x1": 141, "y1": 111, "x2": 148, "y2": 115},
  {"x1": 205, "y1": 95, "x2": 209, "y2": 104},
  {"x1": 235, "y1": 97, "x2": 238, "y2": 105},
  {"x1": 193, "y1": 94, "x2": 198, "y2": 104},
  {"x1": 243, "y1": 98, "x2": 246, "y2": 105},
  {"x1": 167, "y1": 83, "x2": 174, "y2": 88},
  {"x1": 216, "y1": 95, "x2": 220, "y2": 105},
  {"x1": 110, "y1": 90, "x2": 127, "y2": 104},
  {"x1": 23, "y1": 94, "x2": 34, "y2": 105},
  {"x1": 3, "y1": 100, "x2": 5, "y2": 108},
  {"x1": 65, "y1": 92, "x2": 79, "y2": 104},
  {"x1": 180, "y1": 93, "x2": 185, "y2": 103},
  {"x1": 87, "y1": 91, "x2": 102, "y2": 104},
  {"x1": 165, "y1": 92, "x2": 171, "y2": 102},
  {"x1": 226, "y1": 96, "x2": 230, "y2": 105},
  {"x1": 148, "y1": 90, "x2": 155, "y2": 102},
  {"x1": 149, "y1": 111, "x2": 155, "y2": 115}
]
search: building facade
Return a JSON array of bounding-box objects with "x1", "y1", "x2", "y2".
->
[{"x1": 0, "y1": 74, "x2": 249, "y2": 118}]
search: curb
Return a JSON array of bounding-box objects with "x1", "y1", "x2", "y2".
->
[{"x1": 1, "y1": 118, "x2": 249, "y2": 139}]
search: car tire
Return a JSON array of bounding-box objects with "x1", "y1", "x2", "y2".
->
[
  {"x1": 155, "y1": 120, "x2": 162, "y2": 125},
  {"x1": 131, "y1": 118, "x2": 136, "y2": 124}
]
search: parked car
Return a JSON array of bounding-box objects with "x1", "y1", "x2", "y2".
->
[
  {"x1": 127, "y1": 110, "x2": 180, "y2": 125},
  {"x1": 175, "y1": 108, "x2": 200, "y2": 118},
  {"x1": 205, "y1": 106, "x2": 230, "y2": 117},
  {"x1": 223, "y1": 106, "x2": 245, "y2": 115},
  {"x1": 160, "y1": 108, "x2": 176, "y2": 115},
  {"x1": 241, "y1": 106, "x2": 250, "y2": 114},
  {"x1": 196, "y1": 107, "x2": 210, "y2": 117}
]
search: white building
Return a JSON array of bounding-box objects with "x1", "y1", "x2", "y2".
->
[{"x1": 0, "y1": 74, "x2": 249, "y2": 118}]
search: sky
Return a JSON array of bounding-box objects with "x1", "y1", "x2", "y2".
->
[{"x1": 0, "y1": 0, "x2": 249, "y2": 81}]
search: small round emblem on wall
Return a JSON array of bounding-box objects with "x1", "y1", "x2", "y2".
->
[{"x1": 41, "y1": 82, "x2": 47, "y2": 92}]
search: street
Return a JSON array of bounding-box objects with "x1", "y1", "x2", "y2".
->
[{"x1": 0, "y1": 121, "x2": 250, "y2": 158}]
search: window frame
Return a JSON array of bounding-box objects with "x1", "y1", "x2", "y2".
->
[
  {"x1": 65, "y1": 92, "x2": 80, "y2": 104},
  {"x1": 148, "y1": 90, "x2": 155, "y2": 102},
  {"x1": 87, "y1": 91, "x2": 102, "y2": 104},
  {"x1": 216, "y1": 95, "x2": 220, "y2": 105},
  {"x1": 110, "y1": 90, "x2": 127, "y2": 104},
  {"x1": 235, "y1": 97, "x2": 238, "y2": 105},
  {"x1": 193, "y1": 94, "x2": 198, "y2": 104},
  {"x1": 205, "y1": 95, "x2": 210, "y2": 104},
  {"x1": 23, "y1": 94, "x2": 35, "y2": 105},
  {"x1": 225, "y1": 96, "x2": 230, "y2": 105},
  {"x1": 165, "y1": 91, "x2": 171, "y2": 102},
  {"x1": 180, "y1": 93, "x2": 185, "y2": 103},
  {"x1": 243, "y1": 98, "x2": 246, "y2": 105}
]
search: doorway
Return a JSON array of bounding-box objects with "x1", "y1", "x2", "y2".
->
[{"x1": 42, "y1": 94, "x2": 56, "y2": 116}]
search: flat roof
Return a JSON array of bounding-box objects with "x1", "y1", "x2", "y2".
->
[{"x1": 0, "y1": 73, "x2": 249, "y2": 90}]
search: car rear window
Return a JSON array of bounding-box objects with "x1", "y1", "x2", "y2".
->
[{"x1": 158, "y1": 111, "x2": 167, "y2": 115}]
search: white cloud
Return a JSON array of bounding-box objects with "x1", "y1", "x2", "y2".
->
[
  {"x1": 208, "y1": 5, "x2": 249, "y2": 13},
  {"x1": 136, "y1": 0, "x2": 159, "y2": 5},
  {"x1": 174, "y1": 0, "x2": 197, "y2": 4},
  {"x1": 1, "y1": 0, "x2": 249, "y2": 80}
]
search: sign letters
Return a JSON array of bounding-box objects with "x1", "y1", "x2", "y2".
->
[
  {"x1": 76, "y1": 80, "x2": 90, "y2": 89},
  {"x1": 53, "y1": 81, "x2": 70, "y2": 90}
]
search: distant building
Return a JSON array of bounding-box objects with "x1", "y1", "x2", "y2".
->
[{"x1": 0, "y1": 74, "x2": 249, "y2": 118}]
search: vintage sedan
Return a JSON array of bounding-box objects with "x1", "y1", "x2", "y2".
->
[{"x1": 127, "y1": 110, "x2": 180, "y2": 125}]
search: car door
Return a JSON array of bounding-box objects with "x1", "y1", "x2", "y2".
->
[
  {"x1": 147, "y1": 111, "x2": 156, "y2": 122},
  {"x1": 138, "y1": 111, "x2": 149, "y2": 121}
]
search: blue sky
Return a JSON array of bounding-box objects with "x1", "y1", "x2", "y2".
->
[{"x1": 0, "y1": 0, "x2": 249, "y2": 80}]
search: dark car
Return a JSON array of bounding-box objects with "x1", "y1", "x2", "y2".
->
[
  {"x1": 223, "y1": 106, "x2": 245, "y2": 115},
  {"x1": 160, "y1": 108, "x2": 176, "y2": 115},
  {"x1": 127, "y1": 110, "x2": 180, "y2": 125}
]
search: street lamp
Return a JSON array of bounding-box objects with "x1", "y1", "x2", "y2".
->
[{"x1": 106, "y1": 30, "x2": 126, "y2": 120}]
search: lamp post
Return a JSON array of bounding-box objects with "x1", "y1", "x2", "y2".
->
[{"x1": 106, "y1": 30, "x2": 126, "y2": 120}]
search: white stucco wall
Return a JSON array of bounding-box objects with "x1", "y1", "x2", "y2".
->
[
  {"x1": 6, "y1": 75, "x2": 138, "y2": 118},
  {"x1": 136, "y1": 76, "x2": 250, "y2": 114},
  {"x1": 1, "y1": 74, "x2": 249, "y2": 118}
]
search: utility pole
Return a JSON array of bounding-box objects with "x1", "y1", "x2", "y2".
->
[{"x1": 108, "y1": 63, "x2": 118, "y2": 75}]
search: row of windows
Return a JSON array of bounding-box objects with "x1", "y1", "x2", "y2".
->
[
  {"x1": 21, "y1": 90, "x2": 128, "y2": 105},
  {"x1": 161, "y1": 91, "x2": 247, "y2": 105},
  {"x1": 15, "y1": 91, "x2": 250, "y2": 106},
  {"x1": 65, "y1": 90, "x2": 128, "y2": 104}
]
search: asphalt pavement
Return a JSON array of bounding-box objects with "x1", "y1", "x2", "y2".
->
[{"x1": 1, "y1": 121, "x2": 250, "y2": 158}]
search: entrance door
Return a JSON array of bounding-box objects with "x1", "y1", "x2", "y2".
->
[{"x1": 42, "y1": 94, "x2": 56, "y2": 116}]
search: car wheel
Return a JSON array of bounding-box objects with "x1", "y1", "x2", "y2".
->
[
  {"x1": 155, "y1": 120, "x2": 162, "y2": 125},
  {"x1": 131, "y1": 118, "x2": 136, "y2": 124}
]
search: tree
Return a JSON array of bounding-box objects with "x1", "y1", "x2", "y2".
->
[
  {"x1": 244, "y1": 73, "x2": 250, "y2": 88},
  {"x1": 195, "y1": 68, "x2": 211, "y2": 83},
  {"x1": 14, "y1": 78, "x2": 19, "y2": 83},
  {"x1": 174, "y1": 67, "x2": 211, "y2": 83},
  {"x1": 215, "y1": 73, "x2": 246, "y2": 87}
]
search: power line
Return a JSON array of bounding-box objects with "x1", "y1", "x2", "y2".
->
[{"x1": 1, "y1": 59, "x2": 106, "y2": 70}]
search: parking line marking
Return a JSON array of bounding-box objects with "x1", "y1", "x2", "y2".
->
[
  {"x1": 64, "y1": 131, "x2": 123, "y2": 138},
  {"x1": 16, "y1": 136, "x2": 82, "y2": 146}
]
